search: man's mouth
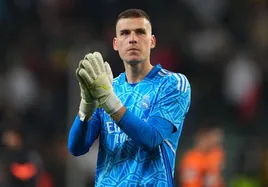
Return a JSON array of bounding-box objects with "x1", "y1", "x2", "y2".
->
[{"x1": 128, "y1": 48, "x2": 139, "y2": 51}]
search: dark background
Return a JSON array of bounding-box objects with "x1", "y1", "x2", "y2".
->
[{"x1": 0, "y1": 0, "x2": 268, "y2": 186}]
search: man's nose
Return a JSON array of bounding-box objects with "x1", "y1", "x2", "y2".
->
[
  {"x1": 129, "y1": 40, "x2": 137, "y2": 44},
  {"x1": 129, "y1": 33, "x2": 137, "y2": 44}
]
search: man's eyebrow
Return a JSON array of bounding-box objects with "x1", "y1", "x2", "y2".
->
[
  {"x1": 120, "y1": 28, "x2": 146, "y2": 32},
  {"x1": 136, "y1": 28, "x2": 146, "y2": 32},
  {"x1": 120, "y1": 29, "x2": 129, "y2": 33}
]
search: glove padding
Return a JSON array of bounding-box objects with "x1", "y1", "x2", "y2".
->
[
  {"x1": 76, "y1": 53, "x2": 114, "y2": 120},
  {"x1": 78, "y1": 52, "x2": 123, "y2": 115},
  {"x1": 76, "y1": 66, "x2": 97, "y2": 121}
]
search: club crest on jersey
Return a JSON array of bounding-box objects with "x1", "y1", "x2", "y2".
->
[{"x1": 140, "y1": 95, "x2": 150, "y2": 109}]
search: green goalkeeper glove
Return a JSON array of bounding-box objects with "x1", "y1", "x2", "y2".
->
[
  {"x1": 76, "y1": 54, "x2": 114, "y2": 120},
  {"x1": 77, "y1": 52, "x2": 123, "y2": 115}
]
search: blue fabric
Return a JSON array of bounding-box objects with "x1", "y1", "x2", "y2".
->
[
  {"x1": 117, "y1": 109, "x2": 174, "y2": 150},
  {"x1": 68, "y1": 64, "x2": 191, "y2": 187},
  {"x1": 68, "y1": 110, "x2": 101, "y2": 156}
]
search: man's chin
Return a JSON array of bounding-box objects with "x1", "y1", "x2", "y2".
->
[
  {"x1": 126, "y1": 59, "x2": 142, "y2": 65},
  {"x1": 124, "y1": 57, "x2": 144, "y2": 65}
]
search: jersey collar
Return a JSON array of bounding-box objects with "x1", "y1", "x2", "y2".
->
[
  {"x1": 145, "y1": 64, "x2": 162, "y2": 80},
  {"x1": 119, "y1": 64, "x2": 162, "y2": 84}
]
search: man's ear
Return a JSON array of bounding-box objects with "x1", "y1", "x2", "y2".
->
[
  {"x1": 113, "y1": 37, "x2": 118, "y2": 51},
  {"x1": 151, "y1": 35, "x2": 156, "y2": 49}
]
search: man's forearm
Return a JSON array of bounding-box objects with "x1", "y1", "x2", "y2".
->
[
  {"x1": 68, "y1": 115, "x2": 100, "y2": 156},
  {"x1": 115, "y1": 109, "x2": 174, "y2": 150}
]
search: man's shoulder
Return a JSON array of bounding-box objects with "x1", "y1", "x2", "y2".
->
[
  {"x1": 155, "y1": 68, "x2": 190, "y2": 92},
  {"x1": 155, "y1": 68, "x2": 187, "y2": 80}
]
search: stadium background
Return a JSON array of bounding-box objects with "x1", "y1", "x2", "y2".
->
[{"x1": 0, "y1": 0, "x2": 268, "y2": 186}]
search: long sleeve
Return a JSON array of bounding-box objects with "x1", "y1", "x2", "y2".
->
[
  {"x1": 117, "y1": 110, "x2": 174, "y2": 150},
  {"x1": 117, "y1": 73, "x2": 191, "y2": 151},
  {"x1": 68, "y1": 109, "x2": 101, "y2": 156}
]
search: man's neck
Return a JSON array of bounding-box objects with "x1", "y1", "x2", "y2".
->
[{"x1": 124, "y1": 61, "x2": 153, "y2": 84}]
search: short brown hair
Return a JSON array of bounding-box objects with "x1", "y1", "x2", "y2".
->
[{"x1": 116, "y1": 9, "x2": 151, "y2": 25}]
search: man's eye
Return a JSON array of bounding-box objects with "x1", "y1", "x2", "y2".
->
[
  {"x1": 136, "y1": 30, "x2": 145, "y2": 35},
  {"x1": 121, "y1": 31, "x2": 129, "y2": 35}
]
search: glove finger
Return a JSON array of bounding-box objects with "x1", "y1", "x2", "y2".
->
[
  {"x1": 82, "y1": 60, "x2": 97, "y2": 80},
  {"x1": 76, "y1": 68, "x2": 86, "y2": 87},
  {"x1": 104, "y1": 62, "x2": 113, "y2": 84},
  {"x1": 79, "y1": 68, "x2": 95, "y2": 86},
  {"x1": 75, "y1": 67, "x2": 80, "y2": 80},
  {"x1": 84, "y1": 53, "x2": 93, "y2": 61},
  {"x1": 78, "y1": 60, "x2": 84, "y2": 69},
  {"x1": 93, "y1": 52, "x2": 105, "y2": 74},
  {"x1": 77, "y1": 62, "x2": 87, "y2": 88},
  {"x1": 85, "y1": 53, "x2": 102, "y2": 76},
  {"x1": 76, "y1": 68, "x2": 92, "y2": 101}
]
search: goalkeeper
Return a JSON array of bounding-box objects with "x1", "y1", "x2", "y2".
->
[{"x1": 68, "y1": 9, "x2": 191, "y2": 187}]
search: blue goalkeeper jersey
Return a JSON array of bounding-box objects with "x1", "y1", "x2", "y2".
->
[{"x1": 92, "y1": 64, "x2": 191, "y2": 187}]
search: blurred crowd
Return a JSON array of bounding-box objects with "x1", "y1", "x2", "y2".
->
[{"x1": 0, "y1": 0, "x2": 268, "y2": 186}]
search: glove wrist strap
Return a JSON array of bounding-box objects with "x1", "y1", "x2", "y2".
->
[
  {"x1": 79, "y1": 99, "x2": 98, "y2": 121},
  {"x1": 102, "y1": 93, "x2": 123, "y2": 115}
]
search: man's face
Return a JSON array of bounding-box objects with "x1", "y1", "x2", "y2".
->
[{"x1": 113, "y1": 18, "x2": 156, "y2": 65}]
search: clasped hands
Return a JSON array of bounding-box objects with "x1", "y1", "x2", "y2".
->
[{"x1": 76, "y1": 52, "x2": 122, "y2": 120}]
